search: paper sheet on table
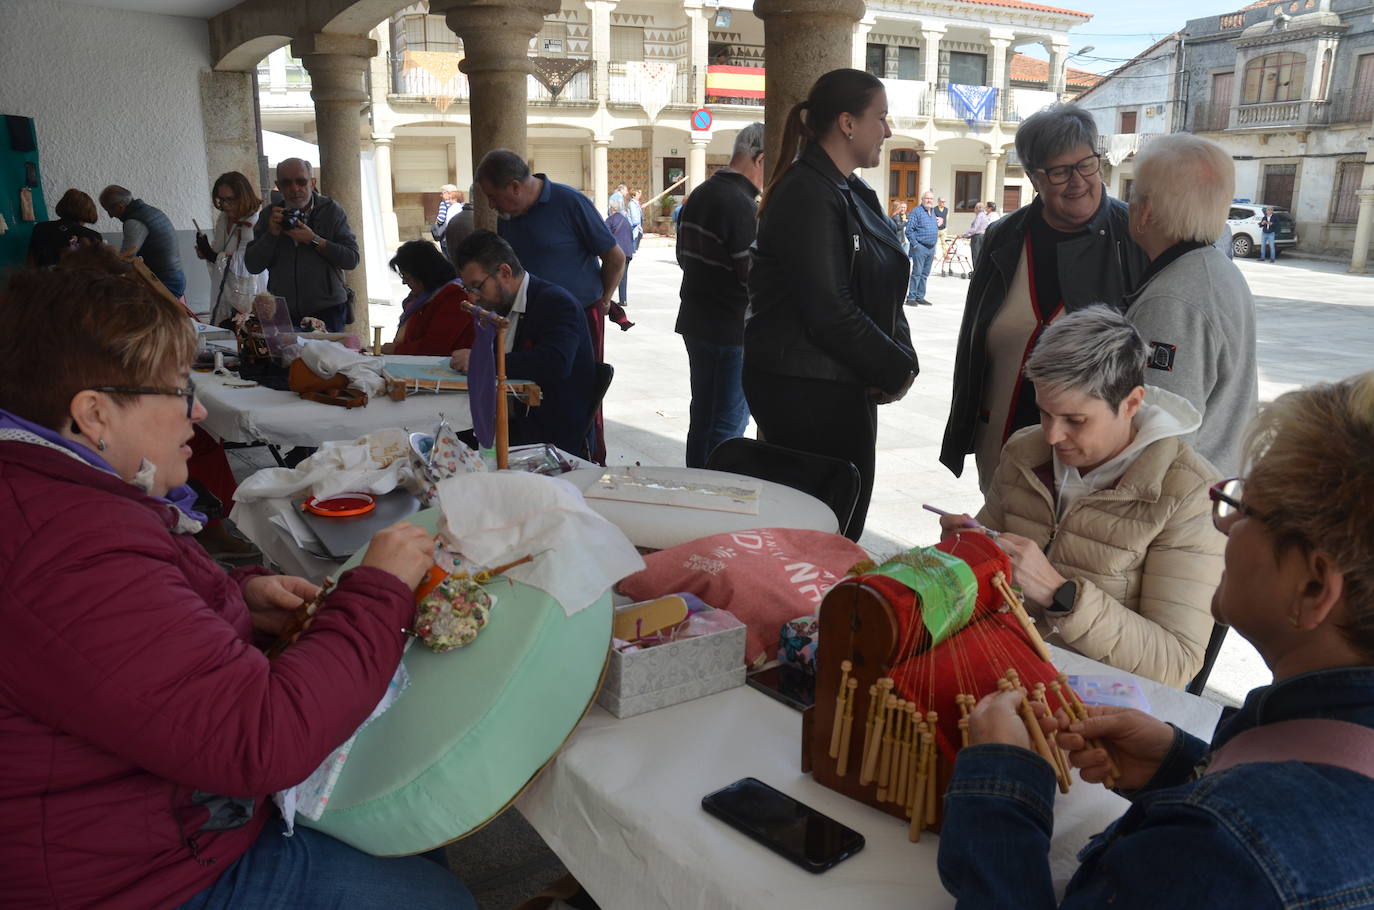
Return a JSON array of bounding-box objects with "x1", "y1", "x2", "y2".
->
[
  {"x1": 583, "y1": 467, "x2": 762, "y2": 515},
  {"x1": 436, "y1": 472, "x2": 645, "y2": 616}
]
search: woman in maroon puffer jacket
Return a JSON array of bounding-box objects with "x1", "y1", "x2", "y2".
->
[{"x1": 0, "y1": 261, "x2": 474, "y2": 910}]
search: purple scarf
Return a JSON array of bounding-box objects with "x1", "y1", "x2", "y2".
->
[
  {"x1": 398, "y1": 279, "x2": 459, "y2": 327},
  {"x1": 0, "y1": 406, "x2": 206, "y2": 523},
  {"x1": 467, "y1": 320, "x2": 499, "y2": 449}
]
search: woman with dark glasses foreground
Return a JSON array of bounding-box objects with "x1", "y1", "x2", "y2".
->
[
  {"x1": 0, "y1": 263, "x2": 474, "y2": 909},
  {"x1": 939, "y1": 370, "x2": 1374, "y2": 909}
]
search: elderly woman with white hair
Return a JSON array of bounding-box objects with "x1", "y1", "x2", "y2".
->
[
  {"x1": 1125, "y1": 133, "x2": 1258, "y2": 476},
  {"x1": 940, "y1": 305, "x2": 1223, "y2": 688}
]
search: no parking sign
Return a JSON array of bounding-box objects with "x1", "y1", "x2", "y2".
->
[{"x1": 692, "y1": 108, "x2": 713, "y2": 131}]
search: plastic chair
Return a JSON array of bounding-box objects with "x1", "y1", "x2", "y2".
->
[
  {"x1": 579, "y1": 362, "x2": 615, "y2": 463},
  {"x1": 1186, "y1": 623, "x2": 1229, "y2": 696},
  {"x1": 705, "y1": 437, "x2": 862, "y2": 539}
]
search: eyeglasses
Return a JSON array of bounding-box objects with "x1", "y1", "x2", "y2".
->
[
  {"x1": 1209, "y1": 477, "x2": 1268, "y2": 535},
  {"x1": 89, "y1": 377, "x2": 198, "y2": 419},
  {"x1": 278, "y1": 177, "x2": 311, "y2": 187},
  {"x1": 1036, "y1": 153, "x2": 1102, "y2": 186},
  {"x1": 213, "y1": 194, "x2": 236, "y2": 208},
  {"x1": 465, "y1": 272, "x2": 497, "y2": 300}
]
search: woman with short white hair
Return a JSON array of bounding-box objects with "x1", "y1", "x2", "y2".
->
[
  {"x1": 1125, "y1": 133, "x2": 1258, "y2": 476},
  {"x1": 941, "y1": 305, "x2": 1223, "y2": 688}
]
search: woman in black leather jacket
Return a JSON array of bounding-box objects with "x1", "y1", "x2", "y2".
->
[{"x1": 745, "y1": 68, "x2": 918, "y2": 540}]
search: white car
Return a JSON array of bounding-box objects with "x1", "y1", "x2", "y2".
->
[{"x1": 1227, "y1": 203, "x2": 1297, "y2": 259}]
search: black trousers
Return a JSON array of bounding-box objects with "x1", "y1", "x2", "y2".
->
[{"x1": 742, "y1": 367, "x2": 878, "y2": 541}]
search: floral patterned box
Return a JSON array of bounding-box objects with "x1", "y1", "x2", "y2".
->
[{"x1": 597, "y1": 610, "x2": 746, "y2": 718}]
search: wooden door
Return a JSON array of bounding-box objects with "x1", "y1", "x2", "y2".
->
[
  {"x1": 888, "y1": 148, "x2": 921, "y2": 211},
  {"x1": 1002, "y1": 185, "x2": 1022, "y2": 214},
  {"x1": 1262, "y1": 163, "x2": 1296, "y2": 211}
]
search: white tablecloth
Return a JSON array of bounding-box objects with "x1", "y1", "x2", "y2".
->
[
  {"x1": 197, "y1": 369, "x2": 472, "y2": 448},
  {"x1": 562, "y1": 466, "x2": 839, "y2": 549},
  {"x1": 515, "y1": 648, "x2": 1224, "y2": 910}
]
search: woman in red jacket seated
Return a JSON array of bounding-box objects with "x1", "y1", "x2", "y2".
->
[
  {"x1": 0, "y1": 265, "x2": 474, "y2": 910},
  {"x1": 381, "y1": 239, "x2": 475, "y2": 356}
]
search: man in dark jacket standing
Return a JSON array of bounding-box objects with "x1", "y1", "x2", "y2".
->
[
  {"x1": 244, "y1": 158, "x2": 360, "y2": 331},
  {"x1": 100, "y1": 185, "x2": 186, "y2": 298},
  {"x1": 905, "y1": 191, "x2": 939, "y2": 306},
  {"x1": 675, "y1": 121, "x2": 764, "y2": 467}
]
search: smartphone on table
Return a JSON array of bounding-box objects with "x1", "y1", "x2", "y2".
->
[{"x1": 701, "y1": 777, "x2": 865, "y2": 873}]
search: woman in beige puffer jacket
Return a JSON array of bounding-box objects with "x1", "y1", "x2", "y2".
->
[{"x1": 952, "y1": 306, "x2": 1224, "y2": 689}]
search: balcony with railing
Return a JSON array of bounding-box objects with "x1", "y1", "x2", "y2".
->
[
  {"x1": 882, "y1": 78, "x2": 930, "y2": 126},
  {"x1": 256, "y1": 60, "x2": 315, "y2": 111},
  {"x1": 528, "y1": 69, "x2": 594, "y2": 106},
  {"x1": 1234, "y1": 99, "x2": 1330, "y2": 128},
  {"x1": 1190, "y1": 100, "x2": 1230, "y2": 132},
  {"x1": 1001, "y1": 89, "x2": 1059, "y2": 124},
  {"x1": 386, "y1": 51, "x2": 596, "y2": 108},
  {"x1": 1325, "y1": 86, "x2": 1374, "y2": 125},
  {"x1": 607, "y1": 62, "x2": 694, "y2": 110}
]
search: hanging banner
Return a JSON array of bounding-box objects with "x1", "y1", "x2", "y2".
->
[
  {"x1": 948, "y1": 84, "x2": 997, "y2": 130},
  {"x1": 705, "y1": 65, "x2": 765, "y2": 100}
]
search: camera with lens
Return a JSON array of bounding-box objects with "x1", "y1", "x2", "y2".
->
[
  {"x1": 281, "y1": 209, "x2": 306, "y2": 231},
  {"x1": 1147, "y1": 340, "x2": 1176, "y2": 372}
]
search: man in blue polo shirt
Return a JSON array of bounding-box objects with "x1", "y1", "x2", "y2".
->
[{"x1": 475, "y1": 148, "x2": 626, "y2": 463}]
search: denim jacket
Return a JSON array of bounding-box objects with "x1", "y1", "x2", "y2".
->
[{"x1": 938, "y1": 667, "x2": 1374, "y2": 909}]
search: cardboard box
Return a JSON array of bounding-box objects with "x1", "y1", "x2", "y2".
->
[{"x1": 598, "y1": 610, "x2": 746, "y2": 718}]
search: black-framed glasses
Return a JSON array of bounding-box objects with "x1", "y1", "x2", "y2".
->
[
  {"x1": 465, "y1": 272, "x2": 497, "y2": 300},
  {"x1": 1037, "y1": 153, "x2": 1102, "y2": 186},
  {"x1": 213, "y1": 194, "x2": 237, "y2": 209},
  {"x1": 89, "y1": 377, "x2": 198, "y2": 419},
  {"x1": 1209, "y1": 477, "x2": 1267, "y2": 535}
]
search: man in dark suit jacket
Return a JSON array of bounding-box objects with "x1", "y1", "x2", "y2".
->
[{"x1": 448, "y1": 230, "x2": 596, "y2": 457}]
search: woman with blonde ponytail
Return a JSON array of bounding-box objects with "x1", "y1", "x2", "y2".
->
[{"x1": 746, "y1": 68, "x2": 918, "y2": 540}]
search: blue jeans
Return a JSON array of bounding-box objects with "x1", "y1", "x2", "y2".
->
[
  {"x1": 684, "y1": 336, "x2": 750, "y2": 468},
  {"x1": 177, "y1": 824, "x2": 475, "y2": 910},
  {"x1": 618, "y1": 259, "x2": 630, "y2": 305},
  {"x1": 907, "y1": 243, "x2": 934, "y2": 301},
  {"x1": 1261, "y1": 232, "x2": 1277, "y2": 261}
]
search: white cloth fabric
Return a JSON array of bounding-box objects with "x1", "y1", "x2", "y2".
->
[
  {"x1": 435, "y1": 472, "x2": 645, "y2": 616},
  {"x1": 626, "y1": 60, "x2": 677, "y2": 122},
  {"x1": 299, "y1": 339, "x2": 388, "y2": 398},
  {"x1": 1105, "y1": 133, "x2": 1138, "y2": 167},
  {"x1": 234, "y1": 428, "x2": 416, "y2": 502},
  {"x1": 1053, "y1": 387, "x2": 1201, "y2": 518},
  {"x1": 208, "y1": 209, "x2": 268, "y2": 325}
]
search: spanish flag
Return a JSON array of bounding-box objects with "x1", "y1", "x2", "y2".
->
[{"x1": 706, "y1": 65, "x2": 765, "y2": 99}]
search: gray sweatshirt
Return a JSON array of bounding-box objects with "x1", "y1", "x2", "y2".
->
[{"x1": 1125, "y1": 245, "x2": 1258, "y2": 476}]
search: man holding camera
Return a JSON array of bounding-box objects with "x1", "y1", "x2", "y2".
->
[{"x1": 244, "y1": 157, "x2": 360, "y2": 331}]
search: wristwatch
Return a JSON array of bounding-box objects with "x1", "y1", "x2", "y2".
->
[
  {"x1": 313, "y1": 236, "x2": 326, "y2": 250},
  {"x1": 1048, "y1": 580, "x2": 1078, "y2": 614}
]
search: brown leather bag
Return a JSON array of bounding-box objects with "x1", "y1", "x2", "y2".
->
[{"x1": 288, "y1": 358, "x2": 368, "y2": 408}]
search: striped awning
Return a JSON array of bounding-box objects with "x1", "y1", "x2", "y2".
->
[{"x1": 706, "y1": 65, "x2": 765, "y2": 99}]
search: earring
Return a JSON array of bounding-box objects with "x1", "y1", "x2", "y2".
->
[
  {"x1": 847, "y1": 133, "x2": 854, "y2": 141},
  {"x1": 1289, "y1": 611, "x2": 1301, "y2": 628},
  {"x1": 97, "y1": 439, "x2": 107, "y2": 452}
]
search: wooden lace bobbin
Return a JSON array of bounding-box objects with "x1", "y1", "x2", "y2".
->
[
  {"x1": 877, "y1": 695, "x2": 901, "y2": 801},
  {"x1": 1056, "y1": 673, "x2": 1121, "y2": 787},
  {"x1": 836, "y1": 677, "x2": 859, "y2": 777},
  {"x1": 955, "y1": 694, "x2": 973, "y2": 748},
  {"x1": 861, "y1": 679, "x2": 894, "y2": 785},
  {"x1": 895, "y1": 703, "x2": 916, "y2": 807},
  {"x1": 909, "y1": 730, "x2": 935, "y2": 843},
  {"x1": 265, "y1": 576, "x2": 335, "y2": 658},
  {"x1": 992, "y1": 571, "x2": 1053, "y2": 663},
  {"x1": 830, "y1": 659, "x2": 854, "y2": 759},
  {"x1": 1033, "y1": 683, "x2": 1072, "y2": 793},
  {"x1": 859, "y1": 684, "x2": 881, "y2": 785},
  {"x1": 924, "y1": 711, "x2": 940, "y2": 826},
  {"x1": 905, "y1": 719, "x2": 927, "y2": 818}
]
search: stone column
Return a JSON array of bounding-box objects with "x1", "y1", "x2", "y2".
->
[
  {"x1": 853, "y1": 14, "x2": 877, "y2": 72},
  {"x1": 689, "y1": 137, "x2": 709, "y2": 192},
  {"x1": 1350, "y1": 188, "x2": 1374, "y2": 273},
  {"x1": 587, "y1": 0, "x2": 618, "y2": 107},
  {"x1": 987, "y1": 33, "x2": 1012, "y2": 120},
  {"x1": 919, "y1": 147, "x2": 935, "y2": 197},
  {"x1": 593, "y1": 137, "x2": 611, "y2": 213},
  {"x1": 754, "y1": 0, "x2": 867, "y2": 185},
  {"x1": 983, "y1": 149, "x2": 1002, "y2": 209},
  {"x1": 435, "y1": 0, "x2": 561, "y2": 231},
  {"x1": 294, "y1": 32, "x2": 376, "y2": 336},
  {"x1": 686, "y1": 2, "x2": 709, "y2": 105},
  {"x1": 921, "y1": 28, "x2": 944, "y2": 87},
  {"x1": 200, "y1": 70, "x2": 260, "y2": 195},
  {"x1": 1047, "y1": 40, "x2": 1070, "y2": 98},
  {"x1": 373, "y1": 135, "x2": 400, "y2": 251}
]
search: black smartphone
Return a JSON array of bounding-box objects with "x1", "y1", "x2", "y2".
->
[
  {"x1": 701, "y1": 777, "x2": 865, "y2": 874},
  {"x1": 746, "y1": 664, "x2": 815, "y2": 712}
]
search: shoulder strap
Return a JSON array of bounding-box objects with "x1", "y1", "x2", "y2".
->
[{"x1": 1206, "y1": 718, "x2": 1374, "y2": 779}]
